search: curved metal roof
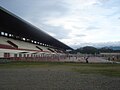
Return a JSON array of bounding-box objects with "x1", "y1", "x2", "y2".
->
[{"x1": 0, "y1": 7, "x2": 73, "y2": 50}]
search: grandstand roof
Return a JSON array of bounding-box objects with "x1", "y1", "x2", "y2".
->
[{"x1": 0, "y1": 7, "x2": 73, "y2": 50}]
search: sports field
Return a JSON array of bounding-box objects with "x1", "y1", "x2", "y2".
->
[{"x1": 0, "y1": 62, "x2": 120, "y2": 90}]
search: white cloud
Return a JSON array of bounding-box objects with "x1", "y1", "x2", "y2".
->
[{"x1": 42, "y1": 0, "x2": 120, "y2": 48}]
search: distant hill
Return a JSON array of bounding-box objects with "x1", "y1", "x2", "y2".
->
[{"x1": 107, "y1": 46, "x2": 120, "y2": 50}]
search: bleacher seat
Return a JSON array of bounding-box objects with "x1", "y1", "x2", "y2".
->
[{"x1": 0, "y1": 36, "x2": 52, "y2": 52}]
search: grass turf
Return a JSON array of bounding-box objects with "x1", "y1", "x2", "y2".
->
[{"x1": 0, "y1": 61, "x2": 120, "y2": 77}]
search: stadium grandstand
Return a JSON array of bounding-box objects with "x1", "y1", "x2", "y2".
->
[{"x1": 0, "y1": 7, "x2": 73, "y2": 61}]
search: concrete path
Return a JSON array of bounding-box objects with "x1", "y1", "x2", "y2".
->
[{"x1": 62, "y1": 57, "x2": 116, "y2": 63}]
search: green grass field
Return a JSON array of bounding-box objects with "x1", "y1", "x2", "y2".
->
[{"x1": 0, "y1": 61, "x2": 120, "y2": 77}]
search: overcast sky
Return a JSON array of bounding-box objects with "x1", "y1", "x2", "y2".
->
[{"x1": 0, "y1": 0, "x2": 120, "y2": 49}]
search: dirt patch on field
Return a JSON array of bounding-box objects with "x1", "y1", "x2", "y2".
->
[{"x1": 0, "y1": 67, "x2": 120, "y2": 90}]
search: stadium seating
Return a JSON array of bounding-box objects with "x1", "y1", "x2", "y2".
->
[
  {"x1": 0, "y1": 36, "x2": 51, "y2": 52},
  {"x1": 0, "y1": 36, "x2": 67, "y2": 61}
]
